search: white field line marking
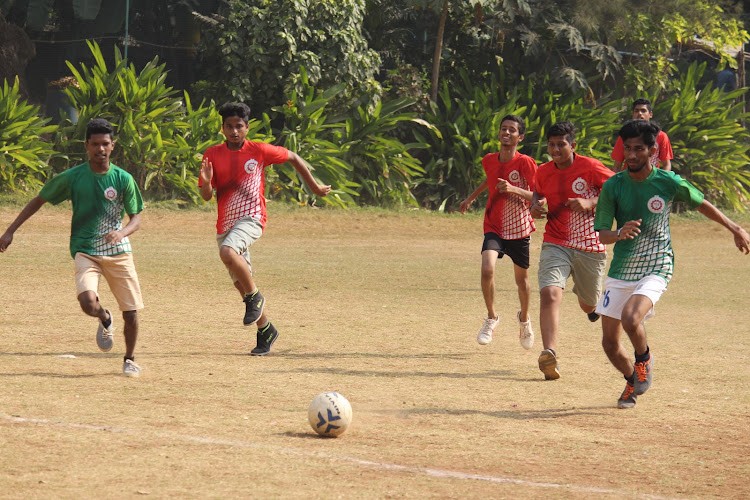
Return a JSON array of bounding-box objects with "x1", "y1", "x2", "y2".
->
[{"x1": 1, "y1": 413, "x2": 676, "y2": 499}]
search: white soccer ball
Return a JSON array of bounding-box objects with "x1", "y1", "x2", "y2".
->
[{"x1": 308, "y1": 392, "x2": 353, "y2": 437}]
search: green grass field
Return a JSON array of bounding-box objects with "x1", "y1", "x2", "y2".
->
[{"x1": 1, "y1": 203, "x2": 749, "y2": 498}]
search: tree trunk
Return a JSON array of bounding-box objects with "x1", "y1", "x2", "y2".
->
[{"x1": 430, "y1": 0, "x2": 449, "y2": 102}]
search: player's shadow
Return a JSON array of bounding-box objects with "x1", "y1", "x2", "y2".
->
[
  {"x1": 387, "y1": 406, "x2": 611, "y2": 420},
  {"x1": 273, "y1": 366, "x2": 527, "y2": 381},
  {"x1": 0, "y1": 371, "x2": 107, "y2": 379},
  {"x1": 278, "y1": 352, "x2": 471, "y2": 361},
  {"x1": 280, "y1": 431, "x2": 335, "y2": 440}
]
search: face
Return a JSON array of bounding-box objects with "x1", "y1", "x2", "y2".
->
[
  {"x1": 85, "y1": 133, "x2": 114, "y2": 169},
  {"x1": 222, "y1": 116, "x2": 249, "y2": 147},
  {"x1": 622, "y1": 136, "x2": 656, "y2": 174},
  {"x1": 631, "y1": 104, "x2": 653, "y2": 121},
  {"x1": 499, "y1": 120, "x2": 524, "y2": 147},
  {"x1": 547, "y1": 135, "x2": 575, "y2": 167}
]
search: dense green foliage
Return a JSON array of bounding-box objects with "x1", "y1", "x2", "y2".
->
[
  {"x1": 195, "y1": 0, "x2": 381, "y2": 112},
  {"x1": 57, "y1": 41, "x2": 224, "y2": 203},
  {"x1": 0, "y1": 78, "x2": 57, "y2": 192}
]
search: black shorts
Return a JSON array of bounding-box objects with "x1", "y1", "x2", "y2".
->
[{"x1": 481, "y1": 233, "x2": 531, "y2": 269}]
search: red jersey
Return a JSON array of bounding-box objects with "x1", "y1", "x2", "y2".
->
[
  {"x1": 481, "y1": 151, "x2": 537, "y2": 239},
  {"x1": 200, "y1": 140, "x2": 289, "y2": 234},
  {"x1": 535, "y1": 154, "x2": 613, "y2": 252},
  {"x1": 611, "y1": 130, "x2": 672, "y2": 167}
]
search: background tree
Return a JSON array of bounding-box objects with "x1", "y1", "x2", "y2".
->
[{"x1": 195, "y1": 0, "x2": 381, "y2": 113}]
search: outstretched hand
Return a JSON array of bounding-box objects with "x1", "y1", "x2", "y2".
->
[
  {"x1": 734, "y1": 227, "x2": 750, "y2": 254},
  {"x1": 312, "y1": 184, "x2": 331, "y2": 197}
]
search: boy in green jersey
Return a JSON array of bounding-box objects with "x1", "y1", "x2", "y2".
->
[
  {"x1": 0, "y1": 119, "x2": 145, "y2": 377},
  {"x1": 594, "y1": 120, "x2": 749, "y2": 408}
]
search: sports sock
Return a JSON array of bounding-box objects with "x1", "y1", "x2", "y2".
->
[
  {"x1": 625, "y1": 373, "x2": 635, "y2": 385},
  {"x1": 101, "y1": 312, "x2": 112, "y2": 328},
  {"x1": 124, "y1": 355, "x2": 134, "y2": 362},
  {"x1": 635, "y1": 347, "x2": 650, "y2": 363},
  {"x1": 258, "y1": 321, "x2": 271, "y2": 332}
]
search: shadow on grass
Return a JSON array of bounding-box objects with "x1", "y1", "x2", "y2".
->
[
  {"x1": 271, "y1": 366, "x2": 532, "y2": 381},
  {"x1": 382, "y1": 405, "x2": 611, "y2": 420}
]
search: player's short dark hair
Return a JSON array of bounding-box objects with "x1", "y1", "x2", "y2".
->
[
  {"x1": 632, "y1": 98, "x2": 652, "y2": 112},
  {"x1": 500, "y1": 114, "x2": 526, "y2": 135},
  {"x1": 547, "y1": 121, "x2": 575, "y2": 143},
  {"x1": 618, "y1": 120, "x2": 660, "y2": 148},
  {"x1": 219, "y1": 102, "x2": 251, "y2": 124},
  {"x1": 85, "y1": 118, "x2": 115, "y2": 140}
]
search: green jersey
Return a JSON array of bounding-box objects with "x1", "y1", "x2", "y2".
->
[
  {"x1": 594, "y1": 168, "x2": 704, "y2": 283},
  {"x1": 39, "y1": 162, "x2": 143, "y2": 258}
]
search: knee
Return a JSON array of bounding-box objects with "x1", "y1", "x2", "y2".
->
[
  {"x1": 621, "y1": 315, "x2": 640, "y2": 334},
  {"x1": 480, "y1": 265, "x2": 494, "y2": 281},
  {"x1": 122, "y1": 310, "x2": 138, "y2": 327},
  {"x1": 77, "y1": 293, "x2": 98, "y2": 315},
  {"x1": 540, "y1": 287, "x2": 558, "y2": 305},
  {"x1": 219, "y1": 246, "x2": 236, "y2": 265},
  {"x1": 601, "y1": 336, "x2": 619, "y2": 356}
]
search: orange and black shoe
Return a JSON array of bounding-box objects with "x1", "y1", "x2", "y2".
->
[
  {"x1": 633, "y1": 355, "x2": 653, "y2": 395},
  {"x1": 618, "y1": 382, "x2": 637, "y2": 409}
]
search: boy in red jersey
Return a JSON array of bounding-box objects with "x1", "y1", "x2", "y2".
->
[
  {"x1": 530, "y1": 121, "x2": 613, "y2": 380},
  {"x1": 611, "y1": 98, "x2": 672, "y2": 171},
  {"x1": 460, "y1": 115, "x2": 538, "y2": 350},
  {"x1": 199, "y1": 102, "x2": 331, "y2": 355}
]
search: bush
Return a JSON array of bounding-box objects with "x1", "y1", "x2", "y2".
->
[{"x1": 0, "y1": 78, "x2": 58, "y2": 193}]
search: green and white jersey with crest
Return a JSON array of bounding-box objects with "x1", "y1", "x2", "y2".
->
[
  {"x1": 39, "y1": 162, "x2": 144, "y2": 259},
  {"x1": 594, "y1": 168, "x2": 704, "y2": 283}
]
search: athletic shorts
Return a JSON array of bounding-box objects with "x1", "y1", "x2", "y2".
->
[
  {"x1": 216, "y1": 216, "x2": 263, "y2": 282},
  {"x1": 538, "y1": 242, "x2": 606, "y2": 307},
  {"x1": 481, "y1": 233, "x2": 530, "y2": 269},
  {"x1": 595, "y1": 275, "x2": 668, "y2": 321},
  {"x1": 75, "y1": 252, "x2": 144, "y2": 312}
]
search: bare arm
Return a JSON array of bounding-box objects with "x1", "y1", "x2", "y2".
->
[
  {"x1": 697, "y1": 200, "x2": 750, "y2": 254},
  {"x1": 529, "y1": 192, "x2": 547, "y2": 219},
  {"x1": 659, "y1": 159, "x2": 672, "y2": 171},
  {"x1": 199, "y1": 157, "x2": 214, "y2": 201},
  {"x1": 0, "y1": 196, "x2": 47, "y2": 252},
  {"x1": 288, "y1": 151, "x2": 331, "y2": 197},
  {"x1": 104, "y1": 212, "x2": 142, "y2": 244},
  {"x1": 459, "y1": 180, "x2": 487, "y2": 213},
  {"x1": 598, "y1": 219, "x2": 642, "y2": 245},
  {"x1": 497, "y1": 179, "x2": 533, "y2": 202},
  {"x1": 565, "y1": 197, "x2": 598, "y2": 212}
]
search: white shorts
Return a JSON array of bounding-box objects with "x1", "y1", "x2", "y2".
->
[
  {"x1": 595, "y1": 275, "x2": 668, "y2": 321},
  {"x1": 216, "y1": 216, "x2": 263, "y2": 282}
]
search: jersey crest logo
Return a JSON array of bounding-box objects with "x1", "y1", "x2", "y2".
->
[
  {"x1": 571, "y1": 177, "x2": 589, "y2": 195},
  {"x1": 244, "y1": 159, "x2": 259, "y2": 174},
  {"x1": 647, "y1": 195, "x2": 666, "y2": 213},
  {"x1": 103, "y1": 187, "x2": 118, "y2": 201},
  {"x1": 508, "y1": 170, "x2": 521, "y2": 184}
]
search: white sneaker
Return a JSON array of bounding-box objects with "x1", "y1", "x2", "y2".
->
[
  {"x1": 517, "y1": 311, "x2": 534, "y2": 350},
  {"x1": 96, "y1": 310, "x2": 114, "y2": 352},
  {"x1": 123, "y1": 359, "x2": 141, "y2": 378},
  {"x1": 476, "y1": 316, "x2": 499, "y2": 345}
]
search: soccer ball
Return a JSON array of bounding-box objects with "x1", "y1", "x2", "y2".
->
[{"x1": 308, "y1": 392, "x2": 353, "y2": 438}]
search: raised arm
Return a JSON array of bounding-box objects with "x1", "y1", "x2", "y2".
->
[
  {"x1": 0, "y1": 196, "x2": 47, "y2": 252},
  {"x1": 697, "y1": 200, "x2": 750, "y2": 254},
  {"x1": 288, "y1": 151, "x2": 331, "y2": 197}
]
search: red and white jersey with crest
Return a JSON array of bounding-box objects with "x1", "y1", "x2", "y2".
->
[
  {"x1": 481, "y1": 151, "x2": 537, "y2": 239},
  {"x1": 535, "y1": 154, "x2": 613, "y2": 252},
  {"x1": 200, "y1": 140, "x2": 289, "y2": 234}
]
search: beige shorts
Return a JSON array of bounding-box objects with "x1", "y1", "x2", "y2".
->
[
  {"x1": 538, "y1": 242, "x2": 606, "y2": 307},
  {"x1": 216, "y1": 216, "x2": 263, "y2": 282},
  {"x1": 75, "y1": 252, "x2": 144, "y2": 311}
]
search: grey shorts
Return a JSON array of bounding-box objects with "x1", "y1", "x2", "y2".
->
[
  {"x1": 538, "y1": 242, "x2": 607, "y2": 307},
  {"x1": 216, "y1": 217, "x2": 263, "y2": 282}
]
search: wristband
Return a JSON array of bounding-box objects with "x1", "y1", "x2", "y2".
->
[{"x1": 617, "y1": 228, "x2": 622, "y2": 240}]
